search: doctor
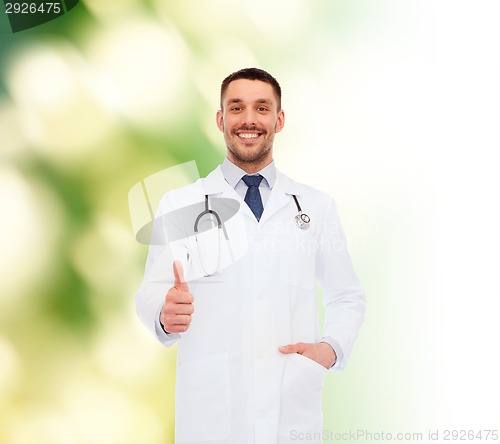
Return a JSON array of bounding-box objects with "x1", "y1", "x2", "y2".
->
[{"x1": 136, "y1": 68, "x2": 366, "y2": 444}]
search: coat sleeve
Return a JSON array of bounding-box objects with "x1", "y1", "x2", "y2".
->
[
  {"x1": 135, "y1": 195, "x2": 181, "y2": 348},
  {"x1": 317, "y1": 197, "x2": 366, "y2": 371}
]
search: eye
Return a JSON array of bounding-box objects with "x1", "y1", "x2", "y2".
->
[
  {"x1": 230, "y1": 107, "x2": 242, "y2": 112},
  {"x1": 257, "y1": 107, "x2": 268, "y2": 112}
]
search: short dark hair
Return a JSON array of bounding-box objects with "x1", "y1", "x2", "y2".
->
[{"x1": 220, "y1": 68, "x2": 282, "y2": 110}]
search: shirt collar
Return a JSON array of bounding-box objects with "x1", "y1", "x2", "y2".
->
[{"x1": 221, "y1": 157, "x2": 276, "y2": 190}]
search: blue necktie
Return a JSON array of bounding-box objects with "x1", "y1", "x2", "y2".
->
[{"x1": 242, "y1": 174, "x2": 264, "y2": 221}]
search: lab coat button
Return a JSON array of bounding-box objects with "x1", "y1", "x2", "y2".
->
[
  {"x1": 253, "y1": 235, "x2": 263, "y2": 242},
  {"x1": 256, "y1": 352, "x2": 264, "y2": 360},
  {"x1": 257, "y1": 293, "x2": 264, "y2": 301}
]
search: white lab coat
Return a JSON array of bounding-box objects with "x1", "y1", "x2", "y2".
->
[{"x1": 136, "y1": 166, "x2": 366, "y2": 444}]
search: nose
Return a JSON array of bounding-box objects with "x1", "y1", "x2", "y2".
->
[{"x1": 241, "y1": 108, "x2": 257, "y2": 126}]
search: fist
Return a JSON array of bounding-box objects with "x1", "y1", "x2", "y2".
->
[{"x1": 160, "y1": 261, "x2": 194, "y2": 333}]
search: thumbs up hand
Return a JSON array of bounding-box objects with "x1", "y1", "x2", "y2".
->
[{"x1": 160, "y1": 261, "x2": 195, "y2": 333}]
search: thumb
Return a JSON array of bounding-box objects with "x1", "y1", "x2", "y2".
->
[
  {"x1": 278, "y1": 342, "x2": 306, "y2": 355},
  {"x1": 173, "y1": 260, "x2": 189, "y2": 290}
]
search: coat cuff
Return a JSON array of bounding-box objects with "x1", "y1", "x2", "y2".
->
[
  {"x1": 154, "y1": 303, "x2": 181, "y2": 347},
  {"x1": 320, "y1": 336, "x2": 344, "y2": 370}
]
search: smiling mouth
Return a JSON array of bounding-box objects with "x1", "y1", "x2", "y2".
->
[
  {"x1": 239, "y1": 132, "x2": 259, "y2": 139},
  {"x1": 235, "y1": 130, "x2": 263, "y2": 142}
]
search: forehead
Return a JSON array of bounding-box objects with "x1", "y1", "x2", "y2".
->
[{"x1": 222, "y1": 79, "x2": 278, "y2": 105}]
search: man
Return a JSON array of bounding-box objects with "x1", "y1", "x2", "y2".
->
[{"x1": 136, "y1": 68, "x2": 366, "y2": 444}]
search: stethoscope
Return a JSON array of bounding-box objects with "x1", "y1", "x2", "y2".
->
[
  {"x1": 291, "y1": 195, "x2": 311, "y2": 230},
  {"x1": 194, "y1": 194, "x2": 310, "y2": 234},
  {"x1": 193, "y1": 194, "x2": 310, "y2": 276},
  {"x1": 193, "y1": 195, "x2": 226, "y2": 277}
]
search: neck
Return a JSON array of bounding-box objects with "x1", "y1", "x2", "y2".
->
[{"x1": 226, "y1": 155, "x2": 272, "y2": 175}]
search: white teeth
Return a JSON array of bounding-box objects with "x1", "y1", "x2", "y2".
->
[{"x1": 239, "y1": 133, "x2": 259, "y2": 139}]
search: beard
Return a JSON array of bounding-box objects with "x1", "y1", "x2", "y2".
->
[
  {"x1": 226, "y1": 142, "x2": 271, "y2": 164},
  {"x1": 225, "y1": 126, "x2": 274, "y2": 165}
]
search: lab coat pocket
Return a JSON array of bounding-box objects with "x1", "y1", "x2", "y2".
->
[
  {"x1": 278, "y1": 353, "x2": 326, "y2": 438},
  {"x1": 175, "y1": 353, "x2": 230, "y2": 442}
]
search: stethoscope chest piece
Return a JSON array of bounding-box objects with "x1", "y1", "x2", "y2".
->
[
  {"x1": 292, "y1": 194, "x2": 310, "y2": 230},
  {"x1": 295, "y1": 212, "x2": 311, "y2": 230}
]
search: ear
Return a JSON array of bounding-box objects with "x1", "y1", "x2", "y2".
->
[
  {"x1": 216, "y1": 110, "x2": 224, "y2": 133},
  {"x1": 275, "y1": 109, "x2": 285, "y2": 133}
]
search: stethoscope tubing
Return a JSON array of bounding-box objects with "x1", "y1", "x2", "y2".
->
[
  {"x1": 194, "y1": 194, "x2": 310, "y2": 232},
  {"x1": 193, "y1": 193, "x2": 310, "y2": 276}
]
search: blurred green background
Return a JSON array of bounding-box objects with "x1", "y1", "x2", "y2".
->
[{"x1": 1, "y1": 1, "x2": 499, "y2": 443}]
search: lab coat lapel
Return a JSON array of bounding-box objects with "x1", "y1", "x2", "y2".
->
[
  {"x1": 202, "y1": 166, "x2": 304, "y2": 225},
  {"x1": 202, "y1": 166, "x2": 255, "y2": 220},
  {"x1": 259, "y1": 171, "x2": 303, "y2": 225},
  {"x1": 259, "y1": 188, "x2": 288, "y2": 225}
]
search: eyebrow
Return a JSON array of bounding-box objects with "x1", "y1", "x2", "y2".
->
[{"x1": 226, "y1": 98, "x2": 273, "y2": 105}]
